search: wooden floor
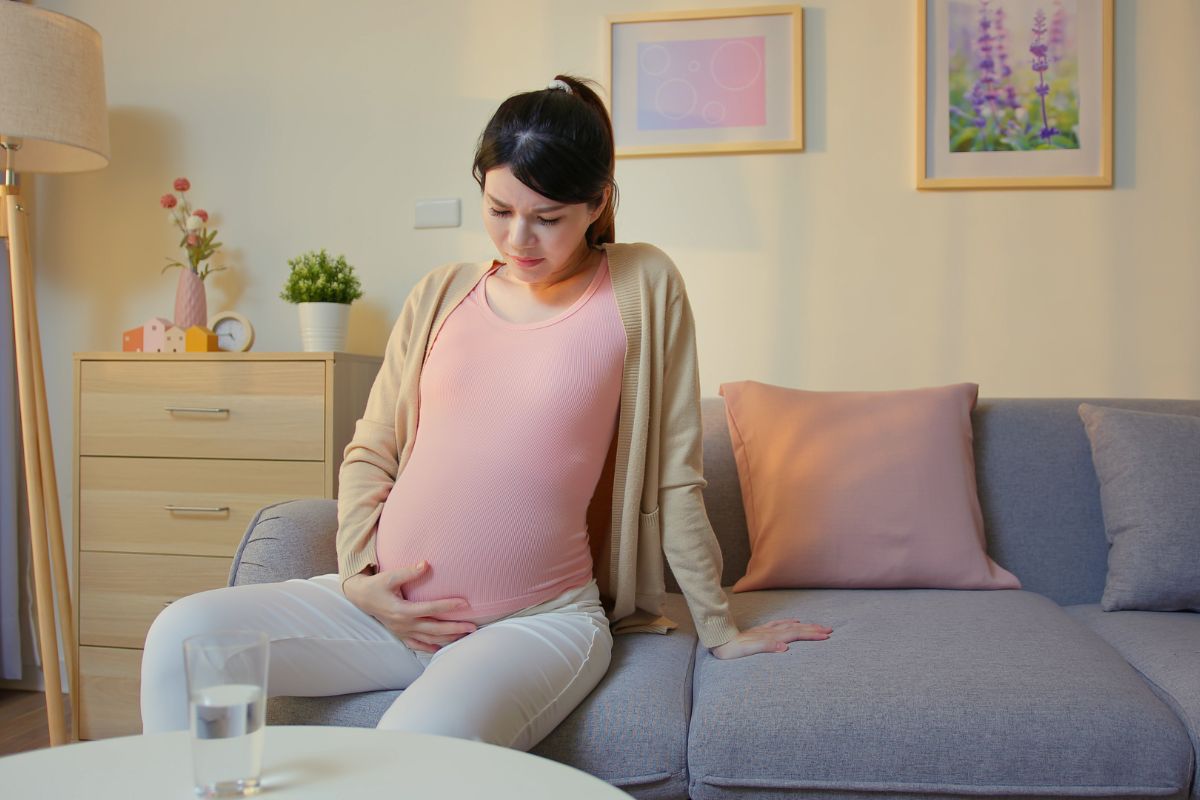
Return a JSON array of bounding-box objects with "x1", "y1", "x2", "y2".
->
[{"x1": 0, "y1": 691, "x2": 70, "y2": 757}]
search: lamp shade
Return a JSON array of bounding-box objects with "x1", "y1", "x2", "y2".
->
[{"x1": 0, "y1": 2, "x2": 109, "y2": 173}]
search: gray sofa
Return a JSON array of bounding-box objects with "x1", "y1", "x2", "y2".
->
[{"x1": 229, "y1": 398, "x2": 1200, "y2": 800}]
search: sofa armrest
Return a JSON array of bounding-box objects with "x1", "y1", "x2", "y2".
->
[{"x1": 229, "y1": 499, "x2": 339, "y2": 586}]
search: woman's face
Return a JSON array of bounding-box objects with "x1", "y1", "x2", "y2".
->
[{"x1": 482, "y1": 165, "x2": 607, "y2": 286}]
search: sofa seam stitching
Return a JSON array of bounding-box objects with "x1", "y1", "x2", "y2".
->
[
  {"x1": 1119, "y1": 660, "x2": 1199, "y2": 796},
  {"x1": 227, "y1": 499, "x2": 294, "y2": 586}
]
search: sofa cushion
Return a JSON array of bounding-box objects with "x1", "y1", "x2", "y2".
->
[
  {"x1": 719, "y1": 381, "x2": 1018, "y2": 592},
  {"x1": 1065, "y1": 604, "x2": 1200, "y2": 800},
  {"x1": 1078, "y1": 404, "x2": 1200, "y2": 611},
  {"x1": 268, "y1": 593, "x2": 698, "y2": 800},
  {"x1": 688, "y1": 589, "x2": 1192, "y2": 800}
]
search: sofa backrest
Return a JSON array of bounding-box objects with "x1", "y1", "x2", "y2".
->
[{"x1": 684, "y1": 397, "x2": 1200, "y2": 606}]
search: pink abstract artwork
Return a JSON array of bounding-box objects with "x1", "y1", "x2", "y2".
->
[{"x1": 636, "y1": 36, "x2": 767, "y2": 130}]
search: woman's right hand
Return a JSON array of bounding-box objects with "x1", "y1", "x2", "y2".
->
[{"x1": 343, "y1": 562, "x2": 477, "y2": 653}]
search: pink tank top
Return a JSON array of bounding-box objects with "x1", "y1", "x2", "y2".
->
[{"x1": 375, "y1": 255, "x2": 625, "y2": 622}]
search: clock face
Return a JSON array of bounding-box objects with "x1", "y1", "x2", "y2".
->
[{"x1": 208, "y1": 311, "x2": 254, "y2": 352}]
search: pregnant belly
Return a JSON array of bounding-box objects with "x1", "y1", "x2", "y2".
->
[{"x1": 374, "y1": 496, "x2": 594, "y2": 623}]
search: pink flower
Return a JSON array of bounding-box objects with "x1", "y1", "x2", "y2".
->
[
  {"x1": 160, "y1": 193, "x2": 177, "y2": 209},
  {"x1": 174, "y1": 177, "x2": 191, "y2": 192},
  {"x1": 187, "y1": 234, "x2": 199, "y2": 247},
  {"x1": 194, "y1": 209, "x2": 208, "y2": 223}
]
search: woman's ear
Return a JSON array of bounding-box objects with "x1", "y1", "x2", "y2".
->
[{"x1": 589, "y1": 185, "x2": 613, "y2": 225}]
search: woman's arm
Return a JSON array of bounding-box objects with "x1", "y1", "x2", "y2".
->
[
  {"x1": 335, "y1": 287, "x2": 420, "y2": 583},
  {"x1": 655, "y1": 283, "x2": 741, "y2": 648},
  {"x1": 657, "y1": 276, "x2": 833, "y2": 658}
]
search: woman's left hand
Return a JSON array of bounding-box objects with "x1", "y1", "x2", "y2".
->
[{"x1": 709, "y1": 619, "x2": 833, "y2": 659}]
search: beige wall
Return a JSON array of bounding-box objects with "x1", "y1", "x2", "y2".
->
[{"x1": 28, "y1": 0, "x2": 1200, "y2": 535}]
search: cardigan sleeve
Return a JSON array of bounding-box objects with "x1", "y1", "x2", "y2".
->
[
  {"x1": 656, "y1": 283, "x2": 741, "y2": 649},
  {"x1": 335, "y1": 288, "x2": 419, "y2": 584}
]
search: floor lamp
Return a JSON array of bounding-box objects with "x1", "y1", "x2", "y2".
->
[{"x1": 0, "y1": 2, "x2": 110, "y2": 746}]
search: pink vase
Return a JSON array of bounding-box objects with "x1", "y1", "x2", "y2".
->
[{"x1": 174, "y1": 268, "x2": 208, "y2": 330}]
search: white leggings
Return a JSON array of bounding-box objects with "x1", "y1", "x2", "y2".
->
[{"x1": 140, "y1": 576, "x2": 613, "y2": 752}]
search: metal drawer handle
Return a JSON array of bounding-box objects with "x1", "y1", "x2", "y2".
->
[
  {"x1": 164, "y1": 505, "x2": 230, "y2": 514},
  {"x1": 165, "y1": 406, "x2": 229, "y2": 414}
]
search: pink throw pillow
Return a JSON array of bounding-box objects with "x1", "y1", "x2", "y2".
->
[{"x1": 720, "y1": 381, "x2": 1020, "y2": 592}]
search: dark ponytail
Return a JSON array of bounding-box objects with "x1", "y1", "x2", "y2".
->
[{"x1": 472, "y1": 74, "x2": 618, "y2": 249}]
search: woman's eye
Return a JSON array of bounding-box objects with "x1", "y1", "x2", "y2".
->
[{"x1": 488, "y1": 208, "x2": 558, "y2": 226}]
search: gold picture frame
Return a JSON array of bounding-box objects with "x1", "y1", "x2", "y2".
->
[
  {"x1": 606, "y1": 5, "x2": 804, "y2": 158},
  {"x1": 917, "y1": 0, "x2": 1113, "y2": 189}
]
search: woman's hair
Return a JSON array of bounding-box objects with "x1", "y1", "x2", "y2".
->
[{"x1": 472, "y1": 74, "x2": 618, "y2": 249}]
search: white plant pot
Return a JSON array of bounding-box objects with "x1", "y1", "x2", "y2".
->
[{"x1": 297, "y1": 302, "x2": 350, "y2": 352}]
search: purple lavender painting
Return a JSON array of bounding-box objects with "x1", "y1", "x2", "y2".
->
[{"x1": 948, "y1": 0, "x2": 1080, "y2": 151}]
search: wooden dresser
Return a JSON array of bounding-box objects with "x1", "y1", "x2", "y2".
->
[{"x1": 72, "y1": 351, "x2": 381, "y2": 739}]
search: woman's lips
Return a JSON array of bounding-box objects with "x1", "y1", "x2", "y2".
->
[{"x1": 510, "y1": 255, "x2": 544, "y2": 268}]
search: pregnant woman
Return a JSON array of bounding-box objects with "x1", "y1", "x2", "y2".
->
[{"x1": 141, "y1": 75, "x2": 831, "y2": 750}]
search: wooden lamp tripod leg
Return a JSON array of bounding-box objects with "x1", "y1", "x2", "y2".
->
[
  {"x1": 5, "y1": 192, "x2": 71, "y2": 746},
  {"x1": 23, "y1": 203, "x2": 78, "y2": 741}
]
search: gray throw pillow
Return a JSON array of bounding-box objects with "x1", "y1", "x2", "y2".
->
[{"x1": 1078, "y1": 403, "x2": 1200, "y2": 612}]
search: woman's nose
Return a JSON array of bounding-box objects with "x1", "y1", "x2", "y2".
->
[{"x1": 510, "y1": 218, "x2": 535, "y2": 248}]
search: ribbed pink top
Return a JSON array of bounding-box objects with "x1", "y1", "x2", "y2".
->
[{"x1": 375, "y1": 255, "x2": 626, "y2": 622}]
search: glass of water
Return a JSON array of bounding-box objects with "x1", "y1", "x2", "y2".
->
[{"x1": 183, "y1": 630, "x2": 269, "y2": 798}]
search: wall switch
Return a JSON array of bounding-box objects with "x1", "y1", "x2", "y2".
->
[{"x1": 414, "y1": 198, "x2": 461, "y2": 229}]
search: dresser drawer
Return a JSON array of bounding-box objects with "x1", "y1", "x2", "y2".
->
[
  {"x1": 78, "y1": 360, "x2": 325, "y2": 460},
  {"x1": 78, "y1": 646, "x2": 142, "y2": 740},
  {"x1": 79, "y1": 456, "x2": 326, "y2": 557},
  {"x1": 80, "y1": 552, "x2": 232, "y2": 648}
]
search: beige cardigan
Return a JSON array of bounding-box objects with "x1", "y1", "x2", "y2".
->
[{"x1": 335, "y1": 242, "x2": 739, "y2": 649}]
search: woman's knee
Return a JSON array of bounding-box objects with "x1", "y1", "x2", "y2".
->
[
  {"x1": 143, "y1": 587, "x2": 246, "y2": 666},
  {"x1": 140, "y1": 588, "x2": 248, "y2": 733}
]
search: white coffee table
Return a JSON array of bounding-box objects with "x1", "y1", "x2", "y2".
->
[{"x1": 0, "y1": 725, "x2": 631, "y2": 798}]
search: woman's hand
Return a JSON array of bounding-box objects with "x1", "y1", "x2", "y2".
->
[
  {"x1": 343, "y1": 562, "x2": 477, "y2": 653},
  {"x1": 709, "y1": 619, "x2": 833, "y2": 660}
]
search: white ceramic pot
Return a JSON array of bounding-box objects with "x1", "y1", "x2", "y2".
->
[{"x1": 297, "y1": 302, "x2": 350, "y2": 352}]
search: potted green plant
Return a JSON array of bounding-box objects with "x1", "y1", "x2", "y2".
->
[{"x1": 279, "y1": 249, "x2": 363, "y2": 352}]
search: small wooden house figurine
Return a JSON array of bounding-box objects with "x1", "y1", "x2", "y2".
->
[
  {"x1": 164, "y1": 325, "x2": 187, "y2": 353},
  {"x1": 141, "y1": 317, "x2": 173, "y2": 353},
  {"x1": 185, "y1": 325, "x2": 219, "y2": 352},
  {"x1": 122, "y1": 325, "x2": 144, "y2": 352}
]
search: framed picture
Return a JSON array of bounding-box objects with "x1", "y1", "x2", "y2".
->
[
  {"x1": 917, "y1": 0, "x2": 1113, "y2": 189},
  {"x1": 606, "y1": 5, "x2": 804, "y2": 158}
]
